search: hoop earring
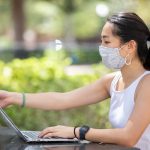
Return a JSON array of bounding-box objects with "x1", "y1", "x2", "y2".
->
[{"x1": 125, "y1": 54, "x2": 132, "y2": 65}]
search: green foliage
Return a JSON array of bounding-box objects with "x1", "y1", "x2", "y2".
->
[
  {"x1": 25, "y1": 0, "x2": 105, "y2": 39},
  {"x1": 25, "y1": 1, "x2": 64, "y2": 36},
  {"x1": 69, "y1": 49, "x2": 101, "y2": 64},
  {"x1": 0, "y1": 0, "x2": 11, "y2": 32},
  {"x1": 73, "y1": 1, "x2": 101, "y2": 39},
  {"x1": 0, "y1": 48, "x2": 101, "y2": 64},
  {"x1": 0, "y1": 50, "x2": 14, "y2": 62},
  {"x1": 0, "y1": 50, "x2": 111, "y2": 130}
]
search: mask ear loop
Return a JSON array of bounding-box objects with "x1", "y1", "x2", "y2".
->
[{"x1": 125, "y1": 53, "x2": 132, "y2": 65}]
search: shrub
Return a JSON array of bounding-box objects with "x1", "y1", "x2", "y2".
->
[{"x1": 0, "y1": 50, "x2": 111, "y2": 130}]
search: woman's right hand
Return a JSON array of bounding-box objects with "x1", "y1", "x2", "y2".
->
[{"x1": 0, "y1": 90, "x2": 21, "y2": 108}]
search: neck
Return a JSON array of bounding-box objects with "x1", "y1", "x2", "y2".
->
[{"x1": 120, "y1": 59, "x2": 146, "y2": 83}]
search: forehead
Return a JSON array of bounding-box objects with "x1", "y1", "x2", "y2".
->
[
  {"x1": 101, "y1": 22, "x2": 113, "y2": 35},
  {"x1": 101, "y1": 22, "x2": 118, "y2": 39}
]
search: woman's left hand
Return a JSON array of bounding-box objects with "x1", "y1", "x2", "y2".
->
[{"x1": 39, "y1": 125, "x2": 75, "y2": 139}]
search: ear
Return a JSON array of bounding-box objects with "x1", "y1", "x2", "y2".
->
[{"x1": 127, "y1": 40, "x2": 137, "y2": 53}]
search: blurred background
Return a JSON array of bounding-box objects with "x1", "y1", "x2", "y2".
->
[{"x1": 0, "y1": 0, "x2": 150, "y2": 130}]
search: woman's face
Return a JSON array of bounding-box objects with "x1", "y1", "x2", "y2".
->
[
  {"x1": 101, "y1": 22, "x2": 122, "y2": 47},
  {"x1": 101, "y1": 22, "x2": 128, "y2": 56}
]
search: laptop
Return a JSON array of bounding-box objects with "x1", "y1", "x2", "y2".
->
[{"x1": 0, "y1": 108, "x2": 79, "y2": 143}]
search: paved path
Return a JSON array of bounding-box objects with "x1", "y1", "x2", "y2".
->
[{"x1": 64, "y1": 65, "x2": 94, "y2": 76}]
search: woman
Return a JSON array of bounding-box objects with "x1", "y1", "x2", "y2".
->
[{"x1": 0, "y1": 12, "x2": 150, "y2": 149}]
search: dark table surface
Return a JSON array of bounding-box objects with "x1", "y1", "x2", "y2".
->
[{"x1": 0, "y1": 127, "x2": 140, "y2": 150}]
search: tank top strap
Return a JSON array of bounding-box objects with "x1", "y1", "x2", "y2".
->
[
  {"x1": 109, "y1": 71, "x2": 150, "y2": 96},
  {"x1": 132, "y1": 71, "x2": 150, "y2": 87},
  {"x1": 109, "y1": 71, "x2": 121, "y2": 96}
]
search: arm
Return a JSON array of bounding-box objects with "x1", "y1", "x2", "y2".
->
[
  {"x1": 0, "y1": 73, "x2": 115, "y2": 110},
  {"x1": 39, "y1": 74, "x2": 150, "y2": 147},
  {"x1": 77, "y1": 74, "x2": 150, "y2": 146}
]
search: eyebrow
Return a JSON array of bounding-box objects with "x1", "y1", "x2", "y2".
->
[{"x1": 101, "y1": 35, "x2": 109, "y2": 39}]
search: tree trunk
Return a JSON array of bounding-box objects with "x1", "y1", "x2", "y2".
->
[{"x1": 11, "y1": 0, "x2": 28, "y2": 58}]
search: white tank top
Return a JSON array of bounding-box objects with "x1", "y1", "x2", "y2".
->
[{"x1": 109, "y1": 71, "x2": 150, "y2": 150}]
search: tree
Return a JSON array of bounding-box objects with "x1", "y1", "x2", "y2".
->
[
  {"x1": 11, "y1": 0, "x2": 25, "y2": 49},
  {"x1": 11, "y1": 0, "x2": 28, "y2": 58}
]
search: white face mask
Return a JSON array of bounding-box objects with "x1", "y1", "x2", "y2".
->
[{"x1": 99, "y1": 45, "x2": 127, "y2": 69}]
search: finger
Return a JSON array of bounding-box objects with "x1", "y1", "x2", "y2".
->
[
  {"x1": 0, "y1": 99, "x2": 9, "y2": 108},
  {"x1": 39, "y1": 127, "x2": 55, "y2": 137},
  {"x1": 0, "y1": 104, "x2": 7, "y2": 108},
  {"x1": 43, "y1": 132, "x2": 57, "y2": 138}
]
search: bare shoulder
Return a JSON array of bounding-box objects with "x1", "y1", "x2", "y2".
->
[
  {"x1": 137, "y1": 73, "x2": 150, "y2": 90},
  {"x1": 142, "y1": 72, "x2": 150, "y2": 82},
  {"x1": 100, "y1": 71, "x2": 118, "y2": 84},
  {"x1": 102, "y1": 71, "x2": 118, "y2": 80},
  {"x1": 136, "y1": 72, "x2": 150, "y2": 102},
  {"x1": 95, "y1": 71, "x2": 118, "y2": 92},
  {"x1": 126, "y1": 73, "x2": 150, "y2": 144}
]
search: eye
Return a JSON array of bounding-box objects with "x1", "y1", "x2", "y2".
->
[{"x1": 104, "y1": 41, "x2": 110, "y2": 44}]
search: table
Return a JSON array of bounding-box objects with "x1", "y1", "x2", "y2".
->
[{"x1": 0, "y1": 127, "x2": 140, "y2": 150}]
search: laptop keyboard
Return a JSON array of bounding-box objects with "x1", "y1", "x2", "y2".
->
[
  {"x1": 22, "y1": 131, "x2": 41, "y2": 139},
  {"x1": 21, "y1": 131, "x2": 80, "y2": 142}
]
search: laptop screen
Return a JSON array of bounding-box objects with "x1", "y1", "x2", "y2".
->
[{"x1": 0, "y1": 108, "x2": 26, "y2": 139}]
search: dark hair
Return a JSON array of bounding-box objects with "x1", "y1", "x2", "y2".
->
[{"x1": 107, "y1": 12, "x2": 150, "y2": 70}]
